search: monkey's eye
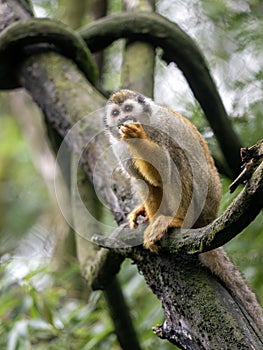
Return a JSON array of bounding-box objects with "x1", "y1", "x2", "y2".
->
[
  {"x1": 124, "y1": 105, "x2": 133, "y2": 112},
  {"x1": 112, "y1": 109, "x2": 120, "y2": 117}
]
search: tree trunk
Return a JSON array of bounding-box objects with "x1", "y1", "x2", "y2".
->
[{"x1": 132, "y1": 249, "x2": 262, "y2": 349}]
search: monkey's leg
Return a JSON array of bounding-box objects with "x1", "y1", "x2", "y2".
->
[
  {"x1": 128, "y1": 184, "x2": 162, "y2": 229},
  {"x1": 144, "y1": 215, "x2": 183, "y2": 252},
  {"x1": 127, "y1": 204, "x2": 148, "y2": 228}
]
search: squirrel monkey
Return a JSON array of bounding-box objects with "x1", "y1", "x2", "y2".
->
[{"x1": 104, "y1": 89, "x2": 263, "y2": 333}]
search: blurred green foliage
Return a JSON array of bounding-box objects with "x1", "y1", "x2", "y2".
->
[
  {"x1": 0, "y1": 0, "x2": 262, "y2": 349},
  {"x1": 0, "y1": 259, "x2": 175, "y2": 350},
  {"x1": 0, "y1": 113, "x2": 49, "y2": 254}
]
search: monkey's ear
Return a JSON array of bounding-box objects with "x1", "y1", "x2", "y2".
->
[{"x1": 137, "y1": 95, "x2": 146, "y2": 104}]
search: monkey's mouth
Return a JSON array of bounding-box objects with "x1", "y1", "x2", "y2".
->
[{"x1": 117, "y1": 116, "x2": 137, "y2": 128}]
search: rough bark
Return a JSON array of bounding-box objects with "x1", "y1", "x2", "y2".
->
[{"x1": 132, "y1": 250, "x2": 262, "y2": 349}]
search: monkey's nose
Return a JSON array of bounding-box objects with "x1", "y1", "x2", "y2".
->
[
  {"x1": 125, "y1": 116, "x2": 137, "y2": 122},
  {"x1": 118, "y1": 116, "x2": 137, "y2": 127}
]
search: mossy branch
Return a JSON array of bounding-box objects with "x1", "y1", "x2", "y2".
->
[{"x1": 0, "y1": 18, "x2": 98, "y2": 89}]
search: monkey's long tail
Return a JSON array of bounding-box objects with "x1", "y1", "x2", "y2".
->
[{"x1": 199, "y1": 247, "x2": 263, "y2": 335}]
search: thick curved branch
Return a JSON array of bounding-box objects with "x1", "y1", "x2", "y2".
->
[
  {"x1": 0, "y1": 18, "x2": 98, "y2": 89},
  {"x1": 93, "y1": 156, "x2": 263, "y2": 255},
  {"x1": 0, "y1": 12, "x2": 242, "y2": 175},
  {"x1": 79, "y1": 12, "x2": 242, "y2": 176}
]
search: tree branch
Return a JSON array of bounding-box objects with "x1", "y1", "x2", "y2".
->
[
  {"x1": 131, "y1": 249, "x2": 263, "y2": 349},
  {"x1": 104, "y1": 276, "x2": 142, "y2": 350},
  {"x1": 0, "y1": 18, "x2": 98, "y2": 89}
]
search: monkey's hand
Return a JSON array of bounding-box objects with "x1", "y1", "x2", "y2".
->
[
  {"x1": 144, "y1": 215, "x2": 183, "y2": 252},
  {"x1": 128, "y1": 204, "x2": 149, "y2": 228},
  {"x1": 119, "y1": 121, "x2": 147, "y2": 140}
]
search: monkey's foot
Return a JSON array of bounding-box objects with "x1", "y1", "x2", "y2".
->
[
  {"x1": 144, "y1": 215, "x2": 183, "y2": 253},
  {"x1": 120, "y1": 121, "x2": 147, "y2": 140},
  {"x1": 128, "y1": 205, "x2": 148, "y2": 228}
]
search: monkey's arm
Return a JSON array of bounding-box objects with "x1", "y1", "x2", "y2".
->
[{"x1": 120, "y1": 121, "x2": 170, "y2": 187}]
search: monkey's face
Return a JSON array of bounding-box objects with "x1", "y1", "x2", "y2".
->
[{"x1": 104, "y1": 90, "x2": 152, "y2": 139}]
